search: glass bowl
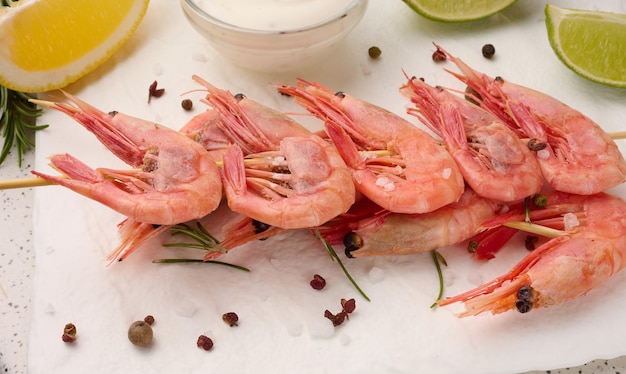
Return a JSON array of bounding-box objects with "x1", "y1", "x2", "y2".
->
[{"x1": 180, "y1": 0, "x2": 368, "y2": 72}]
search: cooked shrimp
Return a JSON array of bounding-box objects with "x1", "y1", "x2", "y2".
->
[
  {"x1": 277, "y1": 79, "x2": 465, "y2": 214},
  {"x1": 179, "y1": 109, "x2": 230, "y2": 162},
  {"x1": 438, "y1": 191, "x2": 626, "y2": 316},
  {"x1": 192, "y1": 75, "x2": 312, "y2": 155},
  {"x1": 220, "y1": 135, "x2": 355, "y2": 229},
  {"x1": 438, "y1": 45, "x2": 626, "y2": 194},
  {"x1": 400, "y1": 76, "x2": 543, "y2": 202},
  {"x1": 331, "y1": 189, "x2": 502, "y2": 257},
  {"x1": 31, "y1": 92, "x2": 222, "y2": 225}
]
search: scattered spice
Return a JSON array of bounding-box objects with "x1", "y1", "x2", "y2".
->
[
  {"x1": 525, "y1": 235, "x2": 539, "y2": 250},
  {"x1": 181, "y1": 98, "x2": 193, "y2": 111},
  {"x1": 197, "y1": 335, "x2": 214, "y2": 351},
  {"x1": 222, "y1": 312, "x2": 239, "y2": 327},
  {"x1": 62, "y1": 323, "x2": 77, "y2": 343},
  {"x1": 128, "y1": 320, "x2": 153, "y2": 346},
  {"x1": 324, "y1": 298, "x2": 357, "y2": 327},
  {"x1": 148, "y1": 80, "x2": 165, "y2": 103},
  {"x1": 144, "y1": 315, "x2": 155, "y2": 325},
  {"x1": 368, "y1": 46, "x2": 382, "y2": 59},
  {"x1": 527, "y1": 138, "x2": 547, "y2": 152},
  {"x1": 432, "y1": 47, "x2": 446, "y2": 62},
  {"x1": 310, "y1": 274, "x2": 326, "y2": 290},
  {"x1": 341, "y1": 298, "x2": 356, "y2": 314},
  {"x1": 324, "y1": 309, "x2": 347, "y2": 327},
  {"x1": 482, "y1": 43, "x2": 496, "y2": 59}
]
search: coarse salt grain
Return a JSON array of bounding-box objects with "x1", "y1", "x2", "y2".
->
[
  {"x1": 442, "y1": 168, "x2": 451, "y2": 179},
  {"x1": 368, "y1": 267, "x2": 385, "y2": 284},
  {"x1": 537, "y1": 149, "x2": 550, "y2": 160},
  {"x1": 376, "y1": 176, "x2": 395, "y2": 191},
  {"x1": 152, "y1": 63, "x2": 163, "y2": 76},
  {"x1": 563, "y1": 212, "x2": 580, "y2": 231}
]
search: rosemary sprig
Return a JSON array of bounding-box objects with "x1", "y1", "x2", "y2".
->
[
  {"x1": 152, "y1": 258, "x2": 250, "y2": 272},
  {"x1": 0, "y1": 85, "x2": 49, "y2": 167},
  {"x1": 313, "y1": 229, "x2": 370, "y2": 302},
  {"x1": 163, "y1": 222, "x2": 227, "y2": 254},
  {"x1": 430, "y1": 250, "x2": 447, "y2": 308}
]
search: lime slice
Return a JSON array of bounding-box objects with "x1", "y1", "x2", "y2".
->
[
  {"x1": 545, "y1": 5, "x2": 626, "y2": 88},
  {"x1": 402, "y1": 0, "x2": 518, "y2": 23}
]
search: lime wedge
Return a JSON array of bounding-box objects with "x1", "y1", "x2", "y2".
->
[
  {"x1": 402, "y1": 0, "x2": 518, "y2": 23},
  {"x1": 545, "y1": 5, "x2": 626, "y2": 88}
]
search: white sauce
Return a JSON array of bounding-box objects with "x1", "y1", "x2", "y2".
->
[{"x1": 195, "y1": 0, "x2": 354, "y2": 31}]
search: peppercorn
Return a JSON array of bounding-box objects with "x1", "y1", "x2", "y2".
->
[
  {"x1": 197, "y1": 335, "x2": 214, "y2": 351},
  {"x1": 368, "y1": 46, "x2": 382, "y2": 59},
  {"x1": 148, "y1": 80, "x2": 165, "y2": 103},
  {"x1": 222, "y1": 312, "x2": 239, "y2": 327},
  {"x1": 128, "y1": 320, "x2": 153, "y2": 346},
  {"x1": 310, "y1": 274, "x2": 326, "y2": 290},
  {"x1": 62, "y1": 323, "x2": 77, "y2": 343},
  {"x1": 343, "y1": 232, "x2": 363, "y2": 258},
  {"x1": 181, "y1": 99, "x2": 193, "y2": 111},
  {"x1": 482, "y1": 44, "x2": 496, "y2": 59},
  {"x1": 341, "y1": 298, "x2": 356, "y2": 314},
  {"x1": 144, "y1": 315, "x2": 155, "y2": 325},
  {"x1": 432, "y1": 48, "x2": 446, "y2": 62}
]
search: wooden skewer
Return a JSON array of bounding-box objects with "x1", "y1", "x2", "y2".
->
[
  {"x1": 0, "y1": 149, "x2": 398, "y2": 191},
  {"x1": 3, "y1": 129, "x2": 625, "y2": 191}
]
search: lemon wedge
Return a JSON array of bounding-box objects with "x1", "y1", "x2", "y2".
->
[
  {"x1": 402, "y1": 0, "x2": 518, "y2": 23},
  {"x1": 0, "y1": 0, "x2": 149, "y2": 93},
  {"x1": 545, "y1": 4, "x2": 626, "y2": 88}
]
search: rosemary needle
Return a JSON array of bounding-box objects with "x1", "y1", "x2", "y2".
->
[
  {"x1": 0, "y1": 85, "x2": 49, "y2": 167},
  {"x1": 430, "y1": 250, "x2": 447, "y2": 308},
  {"x1": 152, "y1": 258, "x2": 250, "y2": 272},
  {"x1": 313, "y1": 229, "x2": 371, "y2": 302}
]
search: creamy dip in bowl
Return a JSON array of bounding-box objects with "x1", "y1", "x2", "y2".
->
[{"x1": 180, "y1": 0, "x2": 368, "y2": 72}]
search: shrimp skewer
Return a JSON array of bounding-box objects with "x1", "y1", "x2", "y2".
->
[
  {"x1": 318, "y1": 189, "x2": 502, "y2": 257},
  {"x1": 400, "y1": 76, "x2": 543, "y2": 202},
  {"x1": 277, "y1": 79, "x2": 465, "y2": 214},
  {"x1": 438, "y1": 45, "x2": 626, "y2": 195},
  {"x1": 438, "y1": 191, "x2": 626, "y2": 316},
  {"x1": 31, "y1": 92, "x2": 222, "y2": 225},
  {"x1": 114, "y1": 77, "x2": 318, "y2": 261},
  {"x1": 221, "y1": 135, "x2": 355, "y2": 229}
]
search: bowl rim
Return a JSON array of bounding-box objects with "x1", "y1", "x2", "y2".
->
[{"x1": 181, "y1": 0, "x2": 367, "y2": 35}]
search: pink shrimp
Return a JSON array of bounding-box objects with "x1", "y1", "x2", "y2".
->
[
  {"x1": 438, "y1": 191, "x2": 626, "y2": 316},
  {"x1": 178, "y1": 109, "x2": 229, "y2": 163},
  {"x1": 220, "y1": 135, "x2": 355, "y2": 229},
  {"x1": 400, "y1": 76, "x2": 543, "y2": 202},
  {"x1": 192, "y1": 75, "x2": 312, "y2": 155},
  {"x1": 31, "y1": 92, "x2": 222, "y2": 225},
  {"x1": 320, "y1": 188, "x2": 502, "y2": 257},
  {"x1": 277, "y1": 79, "x2": 465, "y2": 214},
  {"x1": 438, "y1": 45, "x2": 626, "y2": 195}
]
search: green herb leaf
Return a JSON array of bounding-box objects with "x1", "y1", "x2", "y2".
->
[
  {"x1": 0, "y1": 85, "x2": 49, "y2": 167},
  {"x1": 152, "y1": 258, "x2": 250, "y2": 272},
  {"x1": 164, "y1": 222, "x2": 227, "y2": 254},
  {"x1": 430, "y1": 250, "x2": 447, "y2": 308},
  {"x1": 313, "y1": 229, "x2": 370, "y2": 302}
]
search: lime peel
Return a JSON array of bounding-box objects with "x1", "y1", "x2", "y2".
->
[
  {"x1": 545, "y1": 4, "x2": 626, "y2": 88},
  {"x1": 402, "y1": 0, "x2": 518, "y2": 23}
]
